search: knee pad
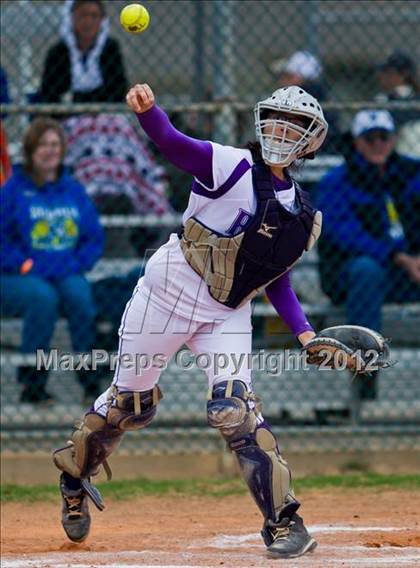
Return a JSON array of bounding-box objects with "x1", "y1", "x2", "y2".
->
[
  {"x1": 207, "y1": 380, "x2": 299, "y2": 525},
  {"x1": 207, "y1": 380, "x2": 258, "y2": 439},
  {"x1": 107, "y1": 385, "x2": 163, "y2": 431},
  {"x1": 53, "y1": 386, "x2": 162, "y2": 480}
]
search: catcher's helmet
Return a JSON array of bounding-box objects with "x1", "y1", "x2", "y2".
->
[{"x1": 254, "y1": 86, "x2": 328, "y2": 166}]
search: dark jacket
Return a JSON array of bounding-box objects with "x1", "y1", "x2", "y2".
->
[
  {"x1": 315, "y1": 151, "x2": 420, "y2": 288},
  {"x1": 39, "y1": 37, "x2": 127, "y2": 103},
  {"x1": 0, "y1": 165, "x2": 104, "y2": 279},
  {"x1": 375, "y1": 87, "x2": 420, "y2": 129}
]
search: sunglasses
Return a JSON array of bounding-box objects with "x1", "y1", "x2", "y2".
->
[{"x1": 362, "y1": 132, "x2": 392, "y2": 144}]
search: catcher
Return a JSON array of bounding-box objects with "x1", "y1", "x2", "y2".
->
[{"x1": 52, "y1": 83, "x2": 390, "y2": 559}]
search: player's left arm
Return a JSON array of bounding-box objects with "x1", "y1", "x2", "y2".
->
[{"x1": 265, "y1": 272, "x2": 315, "y2": 346}]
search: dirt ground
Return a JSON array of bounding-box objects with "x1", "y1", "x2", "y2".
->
[{"x1": 2, "y1": 488, "x2": 420, "y2": 567}]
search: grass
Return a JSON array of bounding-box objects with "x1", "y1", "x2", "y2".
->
[
  {"x1": 2, "y1": 473, "x2": 420, "y2": 503},
  {"x1": 296, "y1": 473, "x2": 420, "y2": 490}
]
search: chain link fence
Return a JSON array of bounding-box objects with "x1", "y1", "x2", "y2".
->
[{"x1": 1, "y1": 0, "x2": 419, "y2": 456}]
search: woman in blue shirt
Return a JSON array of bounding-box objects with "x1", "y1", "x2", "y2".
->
[{"x1": 1, "y1": 118, "x2": 104, "y2": 403}]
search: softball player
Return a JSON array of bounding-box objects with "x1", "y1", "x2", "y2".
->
[{"x1": 53, "y1": 83, "x2": 328, "y2": 559}]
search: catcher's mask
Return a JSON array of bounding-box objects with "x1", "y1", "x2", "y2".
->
[{"x1": 254, "y1": 86, "x2": 328, "y2": 166}]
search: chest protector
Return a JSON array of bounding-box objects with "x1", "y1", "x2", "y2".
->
[{"x1": 179, "y1": 157, "x2": 322, "y2": 309}]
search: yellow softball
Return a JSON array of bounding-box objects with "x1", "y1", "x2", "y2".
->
[{"x1": 120, "y1": 4, "x2": 150, "y2": 34}]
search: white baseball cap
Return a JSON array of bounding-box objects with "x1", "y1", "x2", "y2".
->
[
  {"x1": 284, "y1": 51, "x2": 323, "y2": 80},
  {"x1": 351, "y1": 110, "x2": 395, "y2": 138},
  {"x1": 270, "y1": 51, "x2": 323, "y2": 81}
]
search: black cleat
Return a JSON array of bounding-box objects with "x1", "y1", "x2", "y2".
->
[
  {"x1": 60, "y1": 475, "x2": 91, "y2": 543},
  {"x1": 262, "y1": 513, "x2": 317, "y2": 559}
]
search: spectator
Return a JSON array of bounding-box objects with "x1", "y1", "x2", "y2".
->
[
  {"x1": 1, "y1": 66, "x2": 12, "y2": 185},
  {"x1": 38, "y1": 0, "x2": 170, "y2": 217},
  {"x1": 0, "y1": 118, "x2": 104, "y2": 404},
  {"x1": 39, "y1": 0, "x2": 127, "y2": 104},
  {"x1": 38, "y1": 0, "x2": 168, "y2": 212},
  {"x1": 63, "y1": 110, "x2": 172, "y2": 258},
  {"x1": 376, "y1": 51, "x2": 420, "y2": 158},
  {"x1": 270, "y1": 51, "x2": 339, "y2": 151},
  {"x1": 63, "y1": 113, "x2": 170, "y2": 217},
  {"x1": 316, "y1": 109, "x2": 420, "y2": 400}
]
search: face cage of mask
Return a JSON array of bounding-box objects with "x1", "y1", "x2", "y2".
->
[{"x1": 254, "y1": 108, "x2": 324, "y2": 166}]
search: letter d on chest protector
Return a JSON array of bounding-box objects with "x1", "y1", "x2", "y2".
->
[{"x1": 180, "y1": 159, "x2": 322, "y2": 308}]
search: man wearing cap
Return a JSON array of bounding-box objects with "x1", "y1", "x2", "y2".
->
[
  {"x1": 376, "y1": 51, "x2": 420, "y2": 158},
  {"x1": 376, "y1": 52, "x2": 418, "y2": 109},
  {"x1": 315, "y1": 109, "x2": 419, "y2": 402}
]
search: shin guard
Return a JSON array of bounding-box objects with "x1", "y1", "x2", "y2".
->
[
  {"x1": 207, "y1": 380, "x2": 299, "y2": 525},
  {"x1": 53, "y1": 386, "x2": 162, "y2": 480}
]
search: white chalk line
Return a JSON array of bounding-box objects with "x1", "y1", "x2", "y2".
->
[
  {"x1": 196, "y1": 525, "x2": 416, "y2": 549},
  {"x1": 3, "y1": 525, "x2": 420, "y2": 568},
  {"x1": 311, "y1": 524, "x2": 413, "y2": 533},
  {"x1": 3, "y1": 551, "x2": 420, "y2": 568},
  {"x1": 339, "y1": 558, "x2": 420, "y2": 566},
  {"x1": 1, "y1": 564, "x2": 216, "y2": 568},
  {"x1": 3, "y1": 556, "x2": 420, "y2": 568}
]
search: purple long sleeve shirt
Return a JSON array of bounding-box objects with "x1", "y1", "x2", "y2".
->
[{"x1": 136, "y1": 106, "x2": 313, "y2": 337}]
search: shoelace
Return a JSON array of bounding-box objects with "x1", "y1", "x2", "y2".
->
[
  {"x1": 64, "y1": 495, "x2": 83, "y2": 519},
  {"x1": 272, "y1": 520, "x2": 295, "y2": 540}
]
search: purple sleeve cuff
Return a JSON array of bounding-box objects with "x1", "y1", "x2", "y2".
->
[
  {"x1": 136, "y1": 105, "x2": 213, "y2": 187},
  {"x1": 265, "y1": 272, "x2": 314, "y2": 337}
]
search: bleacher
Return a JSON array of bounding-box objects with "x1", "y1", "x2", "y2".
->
[{"x1": 2, "y1": 154, "x2": 419, "y2": 430}]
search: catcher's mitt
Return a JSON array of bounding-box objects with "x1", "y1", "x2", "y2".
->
[{"x1": 302, "y1": 325, "x2": 393, "y2": 374}]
